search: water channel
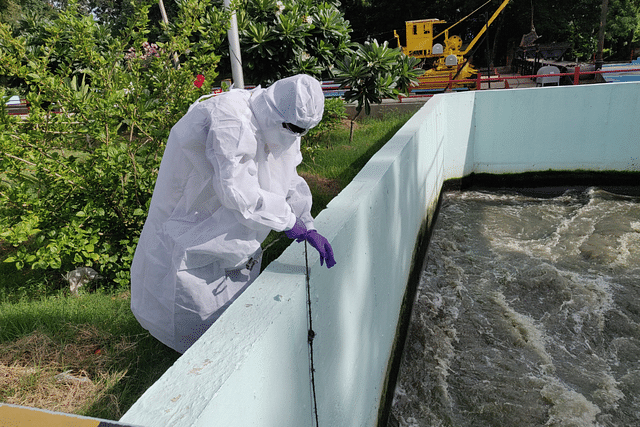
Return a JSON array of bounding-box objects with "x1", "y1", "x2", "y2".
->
[{"x1": 391, "y1": 187, "x2": 640, "y2": 427}]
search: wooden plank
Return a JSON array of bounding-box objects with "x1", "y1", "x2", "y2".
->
[{"x1": 0, "y1": 404, "x2": 139, "y2": 427}]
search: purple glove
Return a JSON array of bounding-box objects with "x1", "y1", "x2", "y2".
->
[
  {"x1": 285, "y1": 218, "x2": 308, "y2": 242},
  {"x1": 306, "y1": 230, "x2": 336, "y2": 268}
]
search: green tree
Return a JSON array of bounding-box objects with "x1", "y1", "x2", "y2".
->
[
  {"x1": 606, "y1": 0, "x2": 640, "y2": 60},
  {"x1": 0, "y1": 0, "x2": 59, "y2": 27}
]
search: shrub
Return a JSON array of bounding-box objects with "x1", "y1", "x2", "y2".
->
[{"x1": 0, "y1": 0, "x2": 230, "y2": 287}]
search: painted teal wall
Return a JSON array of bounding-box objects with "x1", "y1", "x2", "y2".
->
[
  {"x1": 444, "y1": 82, "x2": 640, "y2": 178},
  {"x1": 121, "y1": 82, "x2": 640, "y2": 427}
]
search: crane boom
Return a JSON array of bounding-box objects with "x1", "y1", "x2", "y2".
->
[{"x1": 433, "y1": 0, "x2": 493, "y2": 41}]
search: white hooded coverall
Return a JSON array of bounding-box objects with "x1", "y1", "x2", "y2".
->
[{"x1": 130, "y1": 75, "x2": 324, "y2": 353}]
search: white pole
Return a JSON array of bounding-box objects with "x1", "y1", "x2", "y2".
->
[
  {"x1": 158, "y1": 0, "x2": 169, "y2": 24},
  {"x1": 224, "y1": 0, "x2": 245, "y2": 89}
]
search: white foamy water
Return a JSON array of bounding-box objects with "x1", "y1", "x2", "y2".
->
[{"x1": 391, "y1": 188, "x2": 640, "y2": 427}]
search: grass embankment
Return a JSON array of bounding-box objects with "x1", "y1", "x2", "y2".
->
[{"x1": 0, "y1": 112, "x2": 413, "y2": 420}]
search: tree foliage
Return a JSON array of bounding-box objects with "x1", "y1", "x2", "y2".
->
[
  {"x1": 0, "y1": 0, "x2": 58, "y2": 27},
  {"x1": 233, "y1": 0, "x2": 354, "y2": 84},
  {"x1": 0, "y1": 0, "x2": 229, "y2": 286},
  {"x1": 606, "y1": 0, "x2": 640, "y2": 58}
]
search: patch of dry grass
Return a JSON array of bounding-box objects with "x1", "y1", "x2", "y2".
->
[
  {"x1": 0, "y1": 326, "x2": 130, "y2": 417},
  {"x1": 0, "y1": 291, "x2": 181, "y2": 420}
]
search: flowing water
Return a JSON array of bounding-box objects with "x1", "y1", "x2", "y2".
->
[{"x1": 391, "y1": 188, "x2": 640, "y2": 427}]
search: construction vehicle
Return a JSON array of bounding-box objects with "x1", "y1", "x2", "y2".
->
[{"x1": 394, "y1": 0, "x2": 511, "y2": 89}]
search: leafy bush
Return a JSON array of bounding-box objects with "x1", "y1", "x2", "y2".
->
[{"x1": 0, "y1": 0, "x2": 230, "y2": 287}]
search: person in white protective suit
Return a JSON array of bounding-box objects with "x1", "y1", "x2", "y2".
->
[{"x1": 130, "y1": 74, "x2": 336, "y2": 353}]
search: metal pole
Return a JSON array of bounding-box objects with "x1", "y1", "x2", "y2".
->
[
  {"x1": 224, "y1": 0, "x2": 245, "y2": 89},
  {"x1": 158, "y1": 0, "x2": 169, "y2": 24}
]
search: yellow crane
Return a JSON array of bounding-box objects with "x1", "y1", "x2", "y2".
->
[{"x1": 394, "y1": 0, "x2": 512, "y2": 89}]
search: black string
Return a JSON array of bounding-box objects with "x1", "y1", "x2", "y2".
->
[{"x1": 305, "y1": 240, "x2": 320, "y2": 427}]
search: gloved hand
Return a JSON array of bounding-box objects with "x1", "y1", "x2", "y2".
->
[
  {"x1": 285, "y1": 218, "x2": 308, "y2": 242},
  {"x1": 306, "y1": 230, "x2": 336, "y2": 268}
]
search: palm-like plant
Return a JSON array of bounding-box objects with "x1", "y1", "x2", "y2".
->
[
  {"x1": 236, "y1": 0, "x2": 353, "y2": 84},
  {"x1": 335, "y1": 39, "x2": 424, "y2": 140}
]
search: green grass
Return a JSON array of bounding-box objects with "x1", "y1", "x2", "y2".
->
[
  {"x1": 0, "y1": 111, "x2": 413, "y2": 420},
  {"x1": 300, "y1": 115, "x2": 410, "y2": 185}
]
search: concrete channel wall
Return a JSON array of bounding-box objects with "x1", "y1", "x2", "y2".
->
[
  {"x1": 444, "y1": 81, "x2": 640, "y2": 178},
  {"x1": 121, "y1": 81, "x2": 640, "y2": 427}
]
